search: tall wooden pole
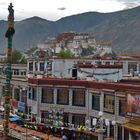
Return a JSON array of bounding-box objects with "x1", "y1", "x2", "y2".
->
[{"x1": 3, "y1": 3, "x2": 15, "y2": 139}]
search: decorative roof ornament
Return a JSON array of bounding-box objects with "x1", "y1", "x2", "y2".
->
[
  {"x1": 5, "y1": 3, "x2": 15, "y2": 38},
  {"x1": 38, "y1": 49, "x2": 45, "y2": 58}
]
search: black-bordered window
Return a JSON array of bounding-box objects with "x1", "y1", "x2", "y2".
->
[
  {"x1": 29, "y1": 62, "x2": 33, "y2": 71},
  {"x1": 21, "y1": 90, "x2": 27, "y2": 102},
  {"x1": 72, "y1": 89, "x2": 85, "y2": 106},
  {"x1": 106, "y1": 62, "x2": 110, "y2": 65},
  {"x1": 32, "y1": 88, "x2": 37, "y2": 101},
  {"x1": 92, "y1": 94, "x2": 100, "y2": 110},
  {"x1": 41, "y1": 87, "x2": 53, "y2": 103},
  {"x1": 28, "y1": 87, "x2": 37, "y2": 101},
  {"x1": 128, "y1": 62, "x2": 137, "y2": 73},
  {"x1": 13, "y1": 69, "x2": 19, "y2": 75},
  {"x1": 104, "y1": 94, "x2": 114, "y2": 114},
  {"x1": 28, "y1": 87, "x2": 32, "y2": 99},
  {"x1": 57, "y1": 88, "x2": 69, "y2": 105},
  {"x1": 119, "y1": 99, "x2": 126, "y2": 116},
  {"x1": 40, "y1": 62, "x2": 44, "y2": 71}
]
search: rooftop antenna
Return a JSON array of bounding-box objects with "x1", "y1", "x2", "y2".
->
[{"x1": 3, "y1": 2, "x2": 15, "y2": 139}]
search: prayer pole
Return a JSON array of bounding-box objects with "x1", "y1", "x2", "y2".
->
[{"x1": 3, "y1": 3, "x2": 15, "y2": 139}]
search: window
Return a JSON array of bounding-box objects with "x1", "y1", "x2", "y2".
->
[
  {"x1": 72, "y1": 115, "x2": 85, "y2": 125},
  {"x1": 72, "y1": 89, "x2": 85, "y2": 106},
  {"x1": 128, "y1": 62, "x2": 137, "y2": 73},
  {"x1": 72, "y1": 69, "x2": 77, "y2": 79},
  {"x1": 92, "y1": 94, "x2": 100, "y2": 110},
  {"x1": 57, "y1": 88, "x2": 69, "y2": 105},
  {"x1": 41, "y1": 87, "x2": 53, "y2": 103},
  {"x1": 21, "y1": 71, "x2": 26, "y2": 75},
  {"x1": 28, "y1": 106, "x2": 32, "y2": 115},
  {"x1": 28, "y1": 87, "x2": 37, "y2": 101},
  {"x1": 21, "y1": 71, "x2": 24, "y2": 75},
  {"x1": 96, "y1": 61, "x2": 101, "y2": 65},
  {"x1": 106, "y1": 62, "x2": 110, "y2": 65},
  {"x1": 119, "y1": 99, "x2": 126, "y2": 116},
  {"x1": 35, "y1": 62, "x2": 38, "y2": 71},
  {"x1": 13, "y1": 69, "x2": 19, "y2": 75},
  {"x1": 14, "y1": 88, "x2": 20, "y2": 101},
  {"x1": 28, "y1": 87, "x2": 32, "y2": 99},
  {"x1": 104, "y1": 94, "x2": 114, "y2": 114},
  {"x1": 29, "y1": 62, "x2": 33, "y2": 71},
  {"x1": 40, "y1": 62, "x2": 44, "y2": 71},
  {"x1": 21, "y1": 90, "x2": 27, "y2": 102},
  {"x1": 85, "y1": 61, "x2": 91, "y2": 64},
  {"x1": 32, "y1": 88, "x2": 37, "y2": 101}
]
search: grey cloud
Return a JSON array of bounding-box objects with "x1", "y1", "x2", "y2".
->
[
  {"x1": 117, "y1": 0, "x2": 140, "y2": 9},
  {"x1": 58, "y1": 7, "x2": 66, "y2": 10},
  {"x1": 124, "y1": 2, "x2": 139, "y2": 9}
]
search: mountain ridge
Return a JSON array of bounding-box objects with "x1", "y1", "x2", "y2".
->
[{"x1": 1, "y1": 6, "x2": 140, "y2": 54}]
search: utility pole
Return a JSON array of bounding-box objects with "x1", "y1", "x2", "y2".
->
[{"x1": 3, "y1": 3, "x2": 15, "y2": 139}]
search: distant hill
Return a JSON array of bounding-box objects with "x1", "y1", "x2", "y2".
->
[{"x1": 1, "y1": 6, "x2": 140, "y2": 54}]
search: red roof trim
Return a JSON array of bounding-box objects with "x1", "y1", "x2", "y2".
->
[
  {"x1": 74, "y1": 64, "x2": 123, "y2": 69},
  {"x1": 98, "y1": 64, "x2": 123, "y2": 69},
  {"x1": 28, "y1": 78, "x2": 140, "y2": 92}
]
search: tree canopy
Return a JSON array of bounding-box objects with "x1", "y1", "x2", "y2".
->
[
  {"x1": 58, "y1": 50, "x2": 74, "y2": 58},
  {"x1": 3, "y1": 49, "x2": 27, "y2": 64},
  {"x1": 12, "y1": 49, "x2": 27, "y2": 64}
]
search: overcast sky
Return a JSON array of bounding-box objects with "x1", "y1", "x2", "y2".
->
[{"x1": 0, "y1": 0, "x2": 140, "y2": 21}]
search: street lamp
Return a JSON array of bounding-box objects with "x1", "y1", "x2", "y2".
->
[{"x1": 92, "y1": 111, "x2": 116, "y2": 140}]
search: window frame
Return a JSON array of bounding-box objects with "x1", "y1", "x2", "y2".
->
[
  {"x1": 119, "y1": 99, "x2": 126, "y2": 116},
  {"x1": 104, "y1": 93, "x2": 115, "y2": 114},
  {"x1": 92, "y1": 94, "x2": 100, "y2": 111},
  {"x1": 39, "y1": 62, "x2": 44, "y2": 71},
  {"x1": 29, "y1": 62, "x2": 33, "y2": 71},
  {"x1": 41, "y1": 87, "x2": 54, "y2": 104},
  {"x1": 72, "y1": 89, "x2": 85, "y2": 107},
  {"x1": 57, "y1": 88, "x2": 69, "y2": 105},
  {"x1": 32, "y1": 88, "x2": 37, "y2": 101}
]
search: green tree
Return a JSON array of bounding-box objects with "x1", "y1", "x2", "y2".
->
[
  {"x1": 58, "y1": 50, "x2": 74, "y2": 58},
  {"x1": 12, "y1": 49, "x2": 27, "y2": 64},
  {"x1": 10, "y1": 49, "x2": 27, "y2": 64}
]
